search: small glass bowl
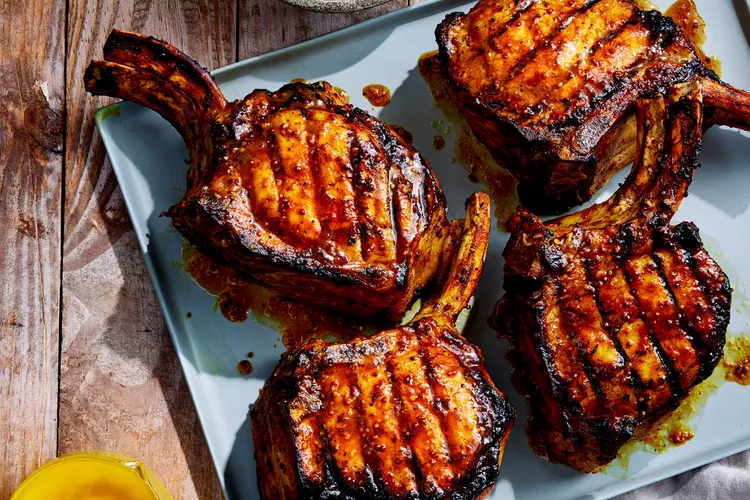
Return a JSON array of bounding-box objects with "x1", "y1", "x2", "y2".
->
[{"x1": 11, "y1": 451, "x2": 172, "y2": 500}]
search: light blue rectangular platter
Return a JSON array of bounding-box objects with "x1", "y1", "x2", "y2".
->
[{"x1": 94, "y1": 1, "x2": 750, "y2": 498}]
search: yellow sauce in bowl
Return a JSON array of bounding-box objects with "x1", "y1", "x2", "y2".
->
[{"x1": 12, "y1": 452, "x2": 171, "y2": 500}]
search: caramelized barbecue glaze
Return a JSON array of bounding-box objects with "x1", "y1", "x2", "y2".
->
[
  {"x1": 85, "y1": 30, "x2": 448, "y2": 322},
  {"x1": 436, "y1": 0, "x2": 750, "y2": 212},
  {"x1": 253, "y1": 193, "x2": 515, "y2": 499},
  {"x1": 490, "y1": 83, "x2": 731, "y2": 472}
]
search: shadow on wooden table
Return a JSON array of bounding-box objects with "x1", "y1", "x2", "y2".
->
[
  {"x1": 60, "y1": 120, "x2": 224, "y2": 498},
  {"x1": 105, "y1": 217, "x2": 226, "y2": 498}
]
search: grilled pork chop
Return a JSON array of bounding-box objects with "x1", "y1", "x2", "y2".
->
[
  {"x1": 85, "y1": 30, "x2": 448, "y2": 322},
  {"x1": 436, "y1": 0, "x2": 750, "y2": 213},
  {"x1": 253, "y1": 193, "x2": 515, "y2": 499},
  {"x1": 489, "y1": 83, "x2": 731, "y2": 472}
]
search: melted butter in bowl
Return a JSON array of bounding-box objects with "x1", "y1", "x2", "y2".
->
[{"x1": 11, "y1": 452, "x2": 170, "y2": 500}]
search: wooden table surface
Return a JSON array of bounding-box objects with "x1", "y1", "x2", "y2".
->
[{"x1": 0, "y1": 1, "x2": 420, "y2": 497}]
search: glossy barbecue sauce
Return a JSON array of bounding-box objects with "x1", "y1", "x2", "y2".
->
[
  {"x1": 181, "y1": 243, "x2": 365, "y2": 350},
  {"x1": 418, "y1": 51, "x2": 520, "y2": 231},
  {"x1": 362, "y1": 84, "x2": 391, "y2": 107}
]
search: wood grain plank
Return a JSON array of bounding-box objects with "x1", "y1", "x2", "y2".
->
[
  {"x1": 60, "y1": 1, "x2": 234, "y2": 499},
  {"x1": 0, "y1": 0, "x2": 65, "y2": 499},
  {"x1": 0, "y1": 0, "x2": 65, "y2": 496},
  {"x1": 237, "y1": 0, "x2": 408, "y2": 59}
]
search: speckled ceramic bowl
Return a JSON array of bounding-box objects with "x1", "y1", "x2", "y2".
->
[{"x1": 280, "y1": 0, "x2": 390, "y2": 13}]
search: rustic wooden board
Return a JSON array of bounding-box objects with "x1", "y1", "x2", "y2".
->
[
  {"x1": 58, "y1": 1, "x2": 408, "y2": 499},
  {"x1": 0, "y1": 0, "x2": 65, "y2": 496},
  {"x1": 60, "y1": 2, "x2": 234, "y2": 499}
]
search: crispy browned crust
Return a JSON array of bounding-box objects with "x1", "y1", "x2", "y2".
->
[
  {"x1": 490, "y1": 84, "x2": 731, "y2": 472},
  {"x1": 252, "y1": 193, "x2": 516, "y2": 499},
  {"x1": 85, "y1": 30, "x2": 448, "y2": 322},
  {"x1": 435, "y1": 0, "x2": 750, "y2": 213}
]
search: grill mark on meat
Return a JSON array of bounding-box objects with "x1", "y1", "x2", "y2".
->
[
  {"x1": 350, "y1": 134, "x2": 376, "y2": 261},
  {"x1": 580, "y1": 239, "x2": 643, "y2": 413},
  {"x1": 501, "y1": 0, "x2": 602, "y2": 85},
  {"x1": 347, "y1": 126, "x2": 364, "y2": 258},
  {"x1": 242, "y1": 134, "x2": 281, "y2": 228},
  {"x1": 507, "y1": 0, "x2": 638, "y2": 119},
  {"x1": 652, "y1": 249, "x2": 713, "y2": 379},
  {"x1": 298, "y1": 373, "x2": 328, "y2": 490},
  {"x1": 535, "y1": 291, "x2": 588, "y2": 422},
  {"x1": 356, "y1": 349, "x2": 418, "y2": 496},
  {"x1": 627, "y1": 254, "x2": 699, "y2": 391},
  {"x1": 416, "y1": 333, "x2": 456, "y2": 469},
  {"x1": 368, "y1": 118, "x2": 411, "y2": 258},
  {"x1": 462, "y1": 0, "x2": 534, "y2": 89},
  {"x1": 683, "y1": 243, "x2": 732, "y2": 325},
  {"x1": 581, "y1": 230, "x2": 658, "y2": 416},
  {"x1": 467, "y1": 6, "x2": 492, "y2": 89},
  {"x1": 685, "y1": 246, "x2": 732, "y2": 366},
  {"x1": 679, "y1": 245, "x2": 712, "y2": 299},
  {"x1": 417, "y1": 329, "x2": 490, "y2": 473},
  {"x1": 485, "y1": 0, "x2": 595, "y2": 94},
  {"x1": 556, "y1": 283, "x2": 607, "y2": 403},
  {"x1": 344, "y1": 357, "x2": 385, "y2": 495},
  {"x1": 479, "y1": 0, "x2": 539, "y2": 85},
  {"x1": 318, "y1": 423, "x2": 341, "y2": 494},
  {"x1": 389, "y1": 333, "x2": 454, "y2": 491},
  {"x1": 318, "y1": 364, "x2": 371, "y2": 491},
  {"x1": 389, "y1": 169, "x2": 404, "y2": 261},
  {"x1": 621, "y1": 255, "x2": 683, "y2": 400},
  {"x1": 271, "y1": 108, "x2": 322, "y2": 243},
  {"x1": 316, "y1": 112, "x2": 361, "y2": 256},
  {"x1": 264, "y1": 127, "x2": 287, "y2": 239},
  {"x1": 554, "y1": 22, "x2": 656, "y2": 127},
  {"x1": 384, "y1": 350, "x2": 424, "y2": 494},
  {"x1": 509, "y1": 297, "x2": 574, "y2": 438},
  {"x1": 305, "y1": 113, "x2": 331, "y2": 249},
  {"x1": 545, "y1": 280, "x2": 604, "y2": 413},
  {"x1": 368, "y1": 132, "x2": 398, "y2": 263},
  {"x1": 303, "y1": 108, "x2": 327, "y2": 245}
]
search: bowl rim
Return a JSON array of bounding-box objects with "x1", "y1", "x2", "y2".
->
[{"x1": 279, "y1": 0, "x2": 391, "y2": 13}]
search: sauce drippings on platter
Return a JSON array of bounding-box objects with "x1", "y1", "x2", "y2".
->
[
  {"x1": 665, "y1": 0, "x2": 722, "y2": 75},
  {"x1": 456, "y1": 127, "x2": 520, "y2": 231},
  {"x1": 362, "y1": 84, "x2": 391, "y2": 106},
  {"x1": 418, "y1": 51, "x2": 462, "y2": 123},
  {"x1": 181, "y1": 243, "x2": 364, "y2": 349},
  {"x1": 608, "y1": 369, "x2": 721, "y2": 475},
  {"x1": 389, "y1": 124, "x2": 414, "y2": 144},
  {"x1": 418, "y1": 50, "x2": 520, "y2": 231},
  {"x1": 237, "y1": 359, "x2": 254, "y2": 376},
  {"x1": 432, "y1": 135, "x2": 446, "y2": 151},
  {"x1": 333, "y1": 86, "x2": 350, "y2": 103}
]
